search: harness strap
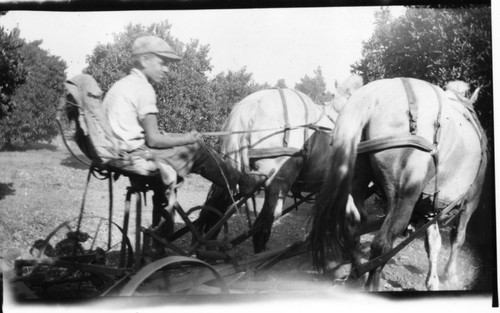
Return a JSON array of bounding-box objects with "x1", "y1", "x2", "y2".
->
[
  {"x1": 248, "y1": 147, "x2": 302, "y2": 159},
  {"x1": 428, "y1": 83, "x2": 444, "y2": 213},
  {"x1": 401, "y1": 78, "x2": 418, "y2": 135},
  {"x1": 277, "y1": 88, "x2": 290, "y2": 147},
  {"x1": 290, "y1": 89, "x2": 311, "y2": 153},
  {"x1": 358, "y1": 135, "x2": 434, "y2": 154}
]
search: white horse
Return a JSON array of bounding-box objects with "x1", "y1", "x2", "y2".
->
[
  {"x1": 311, "y1": 77, "x2": 488, "y2": 291},
  {"x1": 197, "y1": 75, "x2": 363, "y2": 253}
]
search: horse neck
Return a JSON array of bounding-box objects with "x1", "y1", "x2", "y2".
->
[{"x1": 322, "y1": 105, "x2": 338, "y2": 126}]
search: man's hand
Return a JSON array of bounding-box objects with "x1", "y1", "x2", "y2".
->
[
  {"x1": 144, "y1": 114, "x2": 200, "y2": 148},
  {"x1": 189, "y1": 130, "x2": 201, "y2": 142}
]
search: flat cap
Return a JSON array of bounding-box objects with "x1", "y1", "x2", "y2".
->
[{"x1": 131, "y1": 35, "x2": 181, "y2": 62}]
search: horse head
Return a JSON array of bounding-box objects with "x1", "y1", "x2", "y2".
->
[
  {"x1": 445, "y1": 80, "x2": 481, "y2": 107},
  {"x1": 327, "y1": 74, "x2": 364, "y2": 113}
]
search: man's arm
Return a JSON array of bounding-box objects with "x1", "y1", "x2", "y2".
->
[{"x1": 143, "y1": 114, "x2": 198, "y2": 149}]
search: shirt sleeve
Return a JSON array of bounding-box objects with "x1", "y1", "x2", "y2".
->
[{"x1": 136, "y1": 83, "x2": 159, "y2": 121}]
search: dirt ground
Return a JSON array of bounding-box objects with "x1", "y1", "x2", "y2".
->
[{"x1": 0, "y1": 138, "x2": 495, "y2": 306}]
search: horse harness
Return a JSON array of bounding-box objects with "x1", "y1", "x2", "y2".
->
[
  {"x1": 350, "y1": 79, "x2": 488, "y2": 278},
  {"x1": 358, "y1": 78, "x2": 485, "y2": 223},
  {"x1": 247, "y1": 88, "x2": 329, "y2": 160}
]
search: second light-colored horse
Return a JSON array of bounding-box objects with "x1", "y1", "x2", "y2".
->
[{"x1": 198, "y1": 75, "x2": 362, "y2": 253}]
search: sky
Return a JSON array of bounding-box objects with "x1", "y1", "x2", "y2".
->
[{"x1": 0, "y1": 7, "x2": 406, "y2": 91}]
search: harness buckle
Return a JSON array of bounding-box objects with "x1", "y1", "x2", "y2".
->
[{"x1": 430, "y1": 146, "x2": 438, "y2": 155}]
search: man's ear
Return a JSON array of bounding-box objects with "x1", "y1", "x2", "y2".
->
[{"x1": 135, "y1": 54, "x2": 149, "y2": 70}]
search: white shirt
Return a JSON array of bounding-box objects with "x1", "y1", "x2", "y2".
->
[{"x1": 103, "y1": 69, "x2": 159, "y2": 151}]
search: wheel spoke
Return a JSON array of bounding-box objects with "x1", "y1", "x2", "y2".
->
[{"x1": 90, "y1": 218, "x2": 104, "y2": 250}]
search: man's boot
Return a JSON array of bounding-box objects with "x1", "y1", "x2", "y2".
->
[
  {"x1": 148, "y1": 192, "x2": 175, "y2": 258},
  {"x1": 192, "y1": 144, "x2": 267, "y2": 197},
  {"x1": 237, "y1": 172, "x2": 268, "y2": 197}
]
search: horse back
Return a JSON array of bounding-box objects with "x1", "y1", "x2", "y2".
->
[
  {"x1": 356, "y1": 78, "x2": 485, "y2": 206},
  {"x1": 220, "y1": 88, "x2": 331, "y2": 172},
  {"x1": 248, "y1": 88, "x2": 327, "y2": 149},
  {"x1": 424, "y1": 93, "x2": 486, "y2": 203}
]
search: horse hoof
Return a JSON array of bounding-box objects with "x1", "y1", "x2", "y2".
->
[
  {"x1": 442, "y1": 276, "x2": 460, "y2": 290},
  {"x1": 426, "y1": 275, "x2": 440, "y2": 291},
  {"x1": 426, "y1": 282, "x2": 440, "y2": 291}
]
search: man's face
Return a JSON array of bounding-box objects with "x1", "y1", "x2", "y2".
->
[{"x1": 142, "y1": 54, "x2": 169, "y2": 83}]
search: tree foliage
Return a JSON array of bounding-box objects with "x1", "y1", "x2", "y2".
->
[
  {"x1": 294, "y1": 66, "x2": 331, "y2": 104},
  {"x1": 0, "y1": 40, "x2": 67, "y2": 148},
  {"x1": 0, "y1": 25, "x2": 27, "y2": 119},
  {"x1": 209, "y1": 67, "x2": 262, "y2": 117},
  {"x1": 352, "y1": 6, "x2": 492, "y2": 139}
]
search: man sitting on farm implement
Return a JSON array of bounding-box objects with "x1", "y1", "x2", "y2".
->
[{"x1": 102, "y1": 35, "x2": 267, "y2": 254}]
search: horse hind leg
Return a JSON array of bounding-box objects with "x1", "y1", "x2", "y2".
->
[
  {"x1": 252, "y1": 157, "x2": 303, "y2": 253},
  {"x1": 366, "y1": 165, "x2": 432, "y2": 291},
  {"x1": 443, "y1": 196, "x2": 479, "y2": 289},
  {"x1": 252, "y1": 183, "x2": 284, "y2": 253},
  {"x1": 425, "y1": 222, "x2": 442, "y2": 290}
]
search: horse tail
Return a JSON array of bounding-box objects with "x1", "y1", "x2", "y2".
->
[
  {"x1": 220, "y1": 95, "x2": 262, "y2": 172},
  {"x1": 204, "y1": 93, "x2": 260, "y2": 208},
  {"x1": 311, "y1": 90, "x2": 374, "y2": 270}
]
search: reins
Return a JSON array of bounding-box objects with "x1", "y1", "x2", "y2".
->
[{"x1": 199, "y1": 120, "x2": 333, "y2": 137}]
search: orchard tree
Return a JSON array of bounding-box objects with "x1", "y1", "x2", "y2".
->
[
  {"x1": 0, "y1": 40, "x2": 66, "y2": 148},
  {"x1": 159, "y1": 38, "x2": 215, "y2": 134},
  {"x1": 294, "y1": 66, "x2": 331, "y2": 104},
  {"x1": 0, "y1": 24, "x2": 26, "y2": 119},
  {"x1": 352, "y1": 6, "x2": 492, "y2": 138},
  {"x1": 209, "y1": 67, "x2": 261, "y2": 117}
]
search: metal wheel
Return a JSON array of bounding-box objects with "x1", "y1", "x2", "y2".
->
[
  {"x1": 18, "y1": 215, "x2": 133, "y2": 298},
  {"x1": 118, "y1": 256, "x2": 229, "y2": 296}
]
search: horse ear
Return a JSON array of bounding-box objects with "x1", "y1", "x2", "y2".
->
[
  {"x1": 352, "y1": 74, "x2": 364, "y2": 90},
  {"x1": 334, "y1": 79, "x2": 338, "y2": 89},
  {"x1": 469, "y1": 87, "x2": 481, "y2": 106}
]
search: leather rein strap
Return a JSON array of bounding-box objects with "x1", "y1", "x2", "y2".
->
[
  {"x1": 401, "y1": 77, "x2": 418, "y2": 135},
  {"x1": 277, "y1": 88, "x2": 290, "y2": 147},
  {"x1": 277, "y1": 88, "x2": 310, "y2": 149}
]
